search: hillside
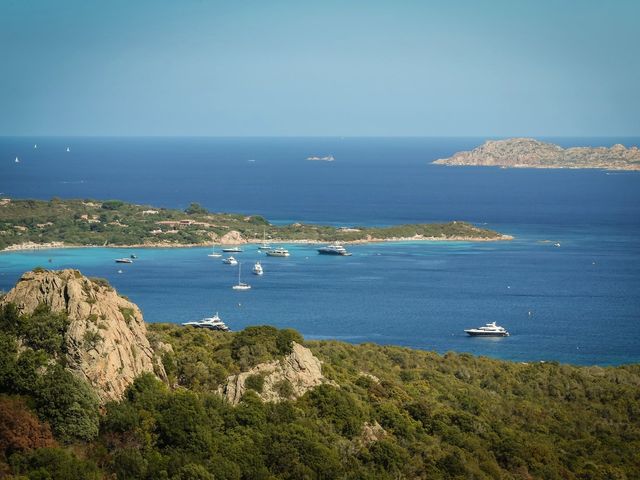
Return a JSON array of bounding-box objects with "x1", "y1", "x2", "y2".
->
[
  {"x1": 0, "y1": 198, "x2": 509, "y2": 251},
  {"x1": 1, "y1": 269, "x2": 639, "y2": 479},
  {"x1": 433, "y1": 138, "x2": 640, "y2": 170}
]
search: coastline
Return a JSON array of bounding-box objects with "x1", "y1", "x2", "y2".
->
[{"x1": 1, "y1": 234, "x2": 513, "y2": 253}]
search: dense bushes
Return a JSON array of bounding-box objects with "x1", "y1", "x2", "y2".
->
[{"x1": 2, "y1": 313, "x2": 640, "y2": 479}]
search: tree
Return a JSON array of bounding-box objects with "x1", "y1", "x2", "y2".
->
[{"x1": 184, "y1": 203, "x2": 208, "y2": 215}]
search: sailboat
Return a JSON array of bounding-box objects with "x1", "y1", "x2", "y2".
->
[
  {"x1": 34, "y1": 144, "x2": 38, "y2": 149},
  {"x1": 258, "y1": 228, "x2": 272, "y2": 250},
  {"x1": 207, "y1": 244, "x2": 222, "y2": 258},
  {"x1": 14, "y1": 157, "x2": 19, "y2": 163},
  {"x1": 66, "y1": 147, "x2": 70, "y2": 152},
  {"x1": 232, "y1": 262, "x2": 251, "y2": 290}
]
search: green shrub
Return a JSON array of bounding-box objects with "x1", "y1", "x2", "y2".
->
[{"x1": 244, "y1": 374, "x2": 265, "y2": 393}]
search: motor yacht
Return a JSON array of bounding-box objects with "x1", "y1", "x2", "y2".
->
[
  {"x1": 222, "y1": 247, "x2": 243, "y2": 253},
  {"x1": 265, "y1": 247, "x2": 290, "y2": 257},
  {"x1": 318, "y1": 244, "x2": 352, "y2": 256},
  {"x1": 464, "y1": 322, "x2": 509, "y2": 337},
  {"x1": 222, "y1": 256, "x2": 238, "y2": 265},
  {"x1": 252, "y1": 261, "x2": 264, "y2": 275},
  {"x1": 182, "y1": 313, "x2": 230, "y2": 331},
  {"x1": 115, "y1": 258, "x2": 133, "y2": 264}
]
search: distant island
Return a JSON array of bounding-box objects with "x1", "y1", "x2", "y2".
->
[
  {"x1": 433, "y1": 138, "x2": 640, "y2": 170},
  {"x1": 306, "y1": 155, "x2": 335, "y2": 161},
  {"x1": 0, "y1": 198, "x2": 511, "y2": 251}
]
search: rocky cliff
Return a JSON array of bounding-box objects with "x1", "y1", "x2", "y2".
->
[
  {"x1": 433, "y1": 138, "x2": 640, "y2": 170},
  {"x1": 218, "y1": 342, "x2": 329, "y2": 404},
  {"x1": 0, "y1": 269, "x2": 165, "y2": 402}
]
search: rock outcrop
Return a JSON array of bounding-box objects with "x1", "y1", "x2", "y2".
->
[
  {"x1": 219, "y1": 230, "x2": 246, "y2": 244},
  {"x1": 0, "y1": 269, "x2": 165, "y2": 402},
  {"x1": 433, "y1": 138, "x2": 640, "y2": 170},
  {"x1": 218, "y1": 342, "x2": 328, "y2": 405}
]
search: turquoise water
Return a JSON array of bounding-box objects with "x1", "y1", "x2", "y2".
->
[
  {"x1": 1, "y1": 224, "x2": 638, "y2": 366},
  {"x1": 1, "y1": 137, "x2": 639, "y2": 365}
]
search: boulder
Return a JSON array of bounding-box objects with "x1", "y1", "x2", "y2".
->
[{"x1": 1, "y1": 269, "x2": 166, "y2": 402}]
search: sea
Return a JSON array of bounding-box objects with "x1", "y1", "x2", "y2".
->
[{"x1": 1, "y1": 137, "x2": 639, "y2": 366}]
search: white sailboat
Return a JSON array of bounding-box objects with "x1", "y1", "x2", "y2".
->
[
  {"x1": 207, "y1": 244, "x2": 222, "y2": 258},
  {"x1": 14, "y1": 157, "x2": 19, "y2": 163},
  {"x1": 66, "y1": 147, "x2": 70, "y2": 152},
  {"x1": 232, "y1": 262, "x2": 251, "y2": 290},
  {"x1": 258, "y1": 228, "x2": 272, "y2": 250}
]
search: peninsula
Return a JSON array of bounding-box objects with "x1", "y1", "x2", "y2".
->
[
  {"x1": 433, "y1": 138, "x2": 640, "y2": 170},
  {"x1": 0, "y1": 198, "x2": 510, "y2": 251}
]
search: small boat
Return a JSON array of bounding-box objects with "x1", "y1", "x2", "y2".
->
[
  {"x1": 130, "y1": 254, "x2": 137, "y2": 259},
  {"x1": 117, "y1": 269, "x2": 123, "y2": 274},
  {"x1": 252, "y1": 261, "x2": 263, "y2": 275},
  {"x1": 15, "y1": 157, "x2": 19, "y2": 163},
  {"x1": 464, "y1": 321, "x2": 509, "y2": 337},
  {"x1": 265, "y1": 247, "x2": 290, "y2": 257},
  {"x1": 232, "y1": 263, "x2": 251, "y2": 290},
  {"x1": 554, "y1": 242, "x2": 561, "y2": 247},
  {"x1": 182, "y1": 312, "x2": 230, "y2": 331},
  {"x1": 258, "y1": 228, "x2": 273, "y2": 250},
  {"x1": 222, "y1": 247, "x2": 243, "y2": 253},
  {"x1": 207, "y1": 245, "x2": 222, "y2": 258},
  {"x1": 66, "y1": 147, "x2": 70, "y2": 152},
  {"x1": 318, "y1": 244, "x2": 352, "y2": 256},
  {"x1": 34, "y1": 144, "x2": 37, "y2": 149},
  {"x1": 222, "y1": 256, "x2": 238, "y2": 265},
  {"x1": 115, "y1": 258, "x2": 133, "y2": 264}
]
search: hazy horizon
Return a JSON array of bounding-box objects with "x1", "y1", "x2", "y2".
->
[{"x1": 2, "y1": 0, "x2": 639, "y2": 137}]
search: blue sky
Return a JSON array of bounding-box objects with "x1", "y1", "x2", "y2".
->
[{"x1": 1, "y1": 0, "x2": 638, "y2": 136}]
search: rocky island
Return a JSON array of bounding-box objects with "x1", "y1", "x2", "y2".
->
[
  {"x1": 0, "y1": 268, "x2": 638, "y2": 478},
  {"x1": 433, "y1": 138, "x2": 640, "y2": 170},
  {"x1": 0, "y1": 198, "x2": 510, "y2": 251}
]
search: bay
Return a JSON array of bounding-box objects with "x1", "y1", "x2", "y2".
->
[{"x1": 1, "y1": 137, "x2": 639, "y2": 365}]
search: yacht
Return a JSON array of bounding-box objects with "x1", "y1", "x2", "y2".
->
[
  {"x1": 15, "y1": 157, "x2": 19, "y2": 163},
  {"x1": 222, "y1": 256, "x2": 238, "y2": 265},
  {"x1": 182, "y1": 313, "x2": 230, "y2": 331},
  {"x1": 252, "y1": 261, "x2": 264, "y2": 275},
  {"x1": 115, "y1": 258, "x2": 133, "y2": 264},
  {"x1": 207, "y1": 244, "x2": 222, "y2": 258},
  {"x1": 265, "y1": 247, "x2": 290, "y2": 257},
  {"x1": 66, "y1": 147, "x2": 70, "y2": 152},
  {"x1": 464, "y1": 322, "x2": 509, "y2": 337},
  {"x1": 318, "y1": 244, "x2": 352, "y2": 256},
  {"x1": 232, "y1": 263, "x2": 251, "y2": 290},
  {"x1": 222, "y1": 247, "x2": 243, "y2": 253},
  {"x1": 258, "y1": 228, "x2": 272, "y2": 250}
]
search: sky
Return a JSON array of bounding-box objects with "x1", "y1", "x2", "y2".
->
[{"x1": 1, "y1": 0, "x2": 639, "y2": 137}]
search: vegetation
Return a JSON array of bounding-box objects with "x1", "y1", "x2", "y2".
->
[
  {"x1": 0, "y1": 198, "x2": 504, "y2": 250},
  {"x1": 1, "y1": 306, "x2": 639, "y2": 479}
]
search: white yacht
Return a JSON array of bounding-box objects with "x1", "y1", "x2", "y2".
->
[
  {"x1": 207, "y1": 245, "x2": 222, "y2": 258},
  {"x1": 232, "y1": 263, "x2": 251, "y2": 290},
  {"x1": 115, "y1": 258, "x2": 133, "y2": 264},
  {"x1": 318, "y1": 244, "x2": 352, "y2": 256},
  {"x1": 66, "y1": 147, "x2": 70, "y2": 152},
  {"x1": 464, "y1": 322, "x2": 509, "y2": 337},
  {"x1": 222, "y1": 246, "x2": 243, "y2": 253},
  {"x1": 15, "y1": 157, "x2": 19, "y2": 163},
  {"x1": 265, "y1": 247, "x2": 290, "y2": 257},
  {"x1": 252, "y1": 261, "x2": 264, "y2": 275},
  {"x1": 182, "y1": 313, "x2": 230, "y2": 331},
  {"x1": 222, "y1": 256, "x2": 238, "y2": 265}
]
